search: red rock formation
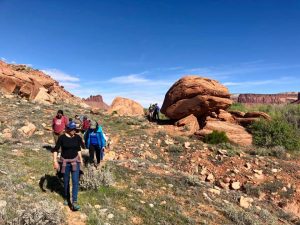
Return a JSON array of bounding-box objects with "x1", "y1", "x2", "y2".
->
[
  {"x1": 161, "y1": 76, "x2": 232, "y2": 120},
  {"x1": 237, "y1": 93, "x2": 298, "y2": 104},
  {"x1": 108, "y1": 97, "x2": 144, "y2": 116},
  {"x1": 0, "y1": 60, "x2": 84, "y2": 105},
  {"x1": 83, "y1": 95, "x2": 109, "y2": 110}
]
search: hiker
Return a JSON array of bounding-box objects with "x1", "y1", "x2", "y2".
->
[
  {"x1": 148, "y1": 104, "x2": 155, "y2": 121},
  {"x1": 84, "y1": 120, "x2": 106, "y2": 168},
  {"x1": 74, "y1": 115, "x2": 82, "y2": 133},
  {"x1": 52, "y1": 121, "x2": 84, "y2": 211},
  {"x1": 52, "y1": 110, "x2": 69, "y2": 144},
  {"x1": 81, "y1": 116, "x2": 90, "y2": 134},
  {"x1": 153, "y1": 103, "x2": 160, "y2": 121}
]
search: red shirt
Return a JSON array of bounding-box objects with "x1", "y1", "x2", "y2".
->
[{"x1": 53, "y1": 116, "x2": 68, "y2": 134}]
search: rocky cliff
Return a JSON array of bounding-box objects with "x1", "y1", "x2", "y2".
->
[
  {"x1": 83, "y1": 95, "x2": 109, "y2": 110},
  {"x1": 0, "y1": 60, "x2": 87, "y2": 106},
  {"x1": 237, "y1": 93, "x2": 298, "y2": 104}
]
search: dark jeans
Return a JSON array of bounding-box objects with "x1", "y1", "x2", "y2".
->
[
  {"x1": 153, "y1": 110, "x2": 160, "y2": 121},
  {"x1": 89, "y1": 145, "x2": 104, "y2": 164},
  {"x1": 63, "y1": 162, "x2": 80, "y2": 203}
]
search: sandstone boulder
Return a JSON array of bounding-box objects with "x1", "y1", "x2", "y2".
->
[
  {"x1": 228, "y1": 110, "x2": 245, "y2": 118},
  {"x1": 218, "y1": 109, "x2": 235, "y2": 123},
  {"x1": 18, "y1": 122, "x2": 36, "y2": 137},
  {"x1": 196, "y1": 119, "x2": 252, "y2": 146},
  {"x1": 108, "y1": 97, "x2": 144, "y2": 117},
  {"x1": 161, "y1": 76, "x2": 232, "y2": 120},
  {"x1": 175, "y1": 114, "x2": 200, "y2": 134}
]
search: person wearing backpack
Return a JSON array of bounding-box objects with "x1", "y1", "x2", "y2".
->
[{"x1": 84, "y1": 120, "x2": 106, "y2": 168}]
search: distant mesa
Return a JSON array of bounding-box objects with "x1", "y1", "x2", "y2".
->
[
  {"x1": 83, "y1": 95, "x2": 109, "y2": 110},
  {"x1": 107, "y1": 97, "x2": 144, "y2": 117},
  {"x1": 0, "y1": 60, "x2": 87, "y2": 106},
  {"x1": 232, "y1": 92, "x2": 299, "y2": 104}
]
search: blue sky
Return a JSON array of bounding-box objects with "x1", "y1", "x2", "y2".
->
[{"x1": 0, "y1": 0, "x2": 299, "y2": 106}]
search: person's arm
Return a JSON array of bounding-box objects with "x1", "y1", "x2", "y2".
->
[
  {"x1": 53, "y1": 151, "x2": 59, "y2": 170},
  {"x1": 77, "y1": 136, "x2": 83, "y2": 164},
  {"x1": 52, "y1": 136, "x2": 62, "y2": 169},
  {"x1": 52, "y1": 118, "x2": 55, "y2": 130},
  {"x1": 78, "y1": 151, "x2": 83, "y2": 164}
]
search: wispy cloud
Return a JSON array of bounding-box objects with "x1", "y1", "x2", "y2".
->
[
  {"x1": 223, "y1": 76, "x2": 298, "y2": 87},
  {"x1": 60, "y1": 82, "x2": 81, "y2": 89},
  {"x1": 42, "y1": 69, "x2": 80, "y2": 82},
  {"x1": 185, "y1": 62, "x2": 300, "y2": 78},
  {"x1": 108, "y1": 71, "x2": 149, "y2": 84}
]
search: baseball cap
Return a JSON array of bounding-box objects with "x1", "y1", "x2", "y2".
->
[{"x1": 67, "y1": 121, "x2": 77, "y2": 130}]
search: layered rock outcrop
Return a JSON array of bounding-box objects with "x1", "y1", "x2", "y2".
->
[
  {"x1": 161, "y1": 76, "x2": 232, "y2": 120},
  {"x1": 0, "y1": 61, "x2": 84, "y2": 105},
  {"x1": 108, "y1": 97, "x2": 144, "y2": 117},
  {"x1": 237, "y1": 93, "x2": 298, "y2": 104},
  {"x1": 162, "y1": 76, "x2": 272, "y2": 146},
  {"x1": 83, "y1": 95, "x2": 109, "y2": 110}
]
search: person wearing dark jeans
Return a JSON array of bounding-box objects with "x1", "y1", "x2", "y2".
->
[
  {"x1": 52, "y1": 121, "x2": 84, "y2": 211},
  {"x1": 153, "y1": 103, "x2": 160, "y2": 121},
  {"x1": 84, "y1": 120, "x2": 106, "y2": 168}
]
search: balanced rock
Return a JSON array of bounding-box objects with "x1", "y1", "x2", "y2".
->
[
  {"x1": 161, "y1": 76, "x2": 232, "y2": 120},
  {"x1": 108, "y1": 97, "x2": 144, "y2": 116}
]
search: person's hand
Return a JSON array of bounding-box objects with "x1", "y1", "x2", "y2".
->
[{"x1": 53, "y1": 161, "x2": 59, "y2": 170}]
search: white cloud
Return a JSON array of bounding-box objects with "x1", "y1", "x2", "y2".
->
[
  {"x1": 42, "y1": 69, "x2": 80, "y2": 82},
  {"x1": 1, "y1": 57, "x2": 7, "y2": 62},
  {"x1": 223, "y1": 77, "x2": 298, "y2": 87},
  {"x1": 108, "y1": 71, "x2": 149, "y2": 84},
  {"x1": 60, "y1": 82, "x2": 81, "y2": 89}
]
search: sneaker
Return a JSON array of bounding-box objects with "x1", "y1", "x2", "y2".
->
[
  {"x1": 63, "y1": 200, "x2": 69, "y2": 206},
  {"x1": 72, "y1": 202, "x2": 80, "y2": 211}
]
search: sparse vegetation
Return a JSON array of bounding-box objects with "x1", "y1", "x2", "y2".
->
[{"x1": 204, "y1": 130, "x2": 229, "y2": 144}]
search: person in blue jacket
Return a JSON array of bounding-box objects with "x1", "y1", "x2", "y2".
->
[{"x1": 84, "y1": 120, "x2": 106, "y2": 168}]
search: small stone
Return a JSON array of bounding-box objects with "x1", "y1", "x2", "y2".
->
[
  {"x1": 223, "y1": 177, "x2": 231, "y2": 184},
  {"x1": 239, "y1": 196, "x2": 253, "y2": 209},
  {"x1": 217, "y1": 149, "x2": 227, "y2": 155},
  {"x1": 184, "y1": 142, "x2": 191, "y2": 149},
  {"x1": 168, "y1": 184, "x2": 174, "y2": 188},
  {"x1": 136, "y1": 189, "x2": 144, "y2": 194},
  {"x1": 149, "y1": 203, "x2": 154, "y2": 208},
  {"x1": 209, "y1": 188, "x2": 221, "y2": 195},
  {"x1": 140, "y1": 201, "x2": 146, "y2": 204},
  {"x1": 94, "y1": 205, "x2": 101, "y2": 209},
  {"x1": 200, "y1": 167, "x2": 207, "y2": 175},
  {"x1": 160, "y1": 201, "x2": 167, "y2": 205},
  {"x1": 282, "y1": 187, "x2": 287, "y2": 192},
  {"x1": 107, "y1": 214, "x2": 114, "y2": 219},
  {"x1": 231, "y1": 182, "x2": 241, "y2": 190},
  {"x1": 271, "y1": 169, "x2": 278, "y2": 173},
  {"x1": 206, "y1": 174, "x2": 215, "y2": 182}
]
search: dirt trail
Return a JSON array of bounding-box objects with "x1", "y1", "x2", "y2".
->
[{"x1": 64, "y1": 206, "x2": 87, "y2": 225}]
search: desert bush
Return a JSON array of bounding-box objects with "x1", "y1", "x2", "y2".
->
[
  {"x1": 80, "y1": 165, "x2": 114, "y2": 191},
  {"x1": 204, "y1": 131, "x2": 229, "y2": 144},
  {"x1": 168, "y1": 144, "x2": 184, "y2": 152},
  {"x1": 249, "y1": 118, "x2": 300, "y2": 151},
  {"x1": 249, "y1": 146, "x2": 286, "y2": 159}
]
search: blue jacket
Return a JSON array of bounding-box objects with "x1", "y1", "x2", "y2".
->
[{"x1": 84, "y1": 126, "x2": 106, "y2": 149}]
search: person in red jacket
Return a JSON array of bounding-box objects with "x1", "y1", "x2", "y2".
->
[
  {"x1": 52, "y1": 110, "x2": 69, "y2": 144},
  {"x1": 81, "y1": 116, "x2": 90, "y2": 134}
]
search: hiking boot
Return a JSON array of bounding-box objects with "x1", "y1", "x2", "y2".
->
[{"x1": 72, "y1": 202, "x2": 80, "y2": 211}]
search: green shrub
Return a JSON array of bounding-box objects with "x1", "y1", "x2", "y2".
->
[
  {"x1": 250, "y1": 118, "x2": 300, "y2": 151},
  {"x1": 204, "y1": 131, "x2": 229, "y2": 144}
]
